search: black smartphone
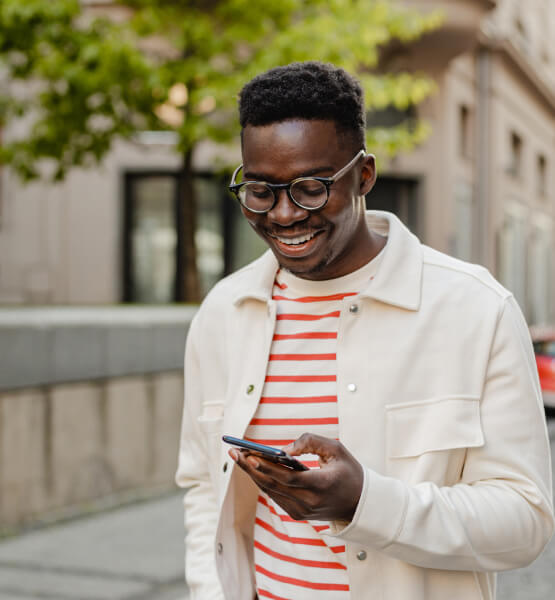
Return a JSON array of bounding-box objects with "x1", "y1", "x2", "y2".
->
[{"x1": 222, "y1": 435, "x2": 309, "y2": 471}]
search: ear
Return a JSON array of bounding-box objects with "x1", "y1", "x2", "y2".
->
[{"x1": 360, "y1": 154, "x2": 377, "y2": 195}]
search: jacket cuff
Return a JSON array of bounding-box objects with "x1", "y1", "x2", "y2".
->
[{"x1": 328, "y1": 466, "x2": 409, "y2": 549}]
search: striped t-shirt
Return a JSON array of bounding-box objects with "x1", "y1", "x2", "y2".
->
[{"x1": 244, "y1": 254, "x2": 382, "y2": 600}]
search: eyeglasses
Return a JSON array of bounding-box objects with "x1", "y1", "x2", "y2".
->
[{"x1": 229, "y1": 149, "x2": 366, "y2": 214}]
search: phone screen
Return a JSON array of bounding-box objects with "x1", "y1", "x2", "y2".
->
[{"x1": 222, "y1": 435, "x2": 309, "y2": 471}]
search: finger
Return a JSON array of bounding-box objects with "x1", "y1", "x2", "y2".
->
[
  {"x1": 244, "y1": 455, "x2": 313, "y2": 492},
  {"x1": 232, "y1": 453, "x2": 319, "y2": 514},
  {"x1": 232, "y1": 451, "x2": 295, "y2": 491},
  {"x1": 251, "y1": 456, "x2": 312, "y2": 488},
  {"x1": 285, "y1": 433, "x2": 341, "y2": 463}
]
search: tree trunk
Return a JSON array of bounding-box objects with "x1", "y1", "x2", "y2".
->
[{"x1": 180, "y1": 149, "x2": 201, "y2": 303}]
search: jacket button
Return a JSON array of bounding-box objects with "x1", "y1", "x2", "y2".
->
[
  {"x1": 217, "y1": 542, "x2": 223, "y2": 554},
  {"x1": 349, "y1": 304, "x2": 359, "y2": 313},
  {"x1": 357, "y1": 550, "x2": 367, "y2": 561},
  {"x1": 246, "y1": 384, "x2": 255, "y2": 394},
  {"x1": 223, "y1": 462, "x2": 228, "y2": 473},
  {"x1": 347, "y1": 383, "x2": 357, "y2": 392}
]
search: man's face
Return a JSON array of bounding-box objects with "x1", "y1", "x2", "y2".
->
[{"x1": 240, "y1": 119, "x2": 376, "y2": 280}]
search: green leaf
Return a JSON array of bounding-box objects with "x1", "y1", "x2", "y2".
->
[{"x1": 0, "y1": 0, "x2": 441, "y2": 181}]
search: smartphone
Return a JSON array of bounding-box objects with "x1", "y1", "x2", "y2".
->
[{"x1": 222, "y1": 435, "x2": 309, "y2": 471}]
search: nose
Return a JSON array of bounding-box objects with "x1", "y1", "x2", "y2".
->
[{"x1": 267, "y1": 188, "x2": 308, "y2": 226}]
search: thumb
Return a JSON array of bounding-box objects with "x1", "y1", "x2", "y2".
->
[{"x1": 284, "y1": 433, "x2": 340, "y2": 462}]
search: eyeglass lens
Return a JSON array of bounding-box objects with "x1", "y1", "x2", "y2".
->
[{"x1": 238, "y1": 179, "x2": 327, "y2": 212}]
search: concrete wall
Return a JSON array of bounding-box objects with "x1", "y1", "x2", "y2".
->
[
  {"x1": 0, "y1": 372, "x2": 183, "y2": 531},
  {"x1": 0, "y1": 306, "x2": 196, "y2": 389},
  {"x1": 0, "y1": 307, "x2": 195, "y2": 530}
]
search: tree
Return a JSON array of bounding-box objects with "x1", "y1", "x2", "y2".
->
[{"x1": 0, "y1": 0, "x2": 441, "y2": 301}]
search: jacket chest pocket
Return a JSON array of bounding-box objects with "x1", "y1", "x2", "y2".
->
[{"x1": 385, "y1": 396, "x2": 484, "y2": 485}]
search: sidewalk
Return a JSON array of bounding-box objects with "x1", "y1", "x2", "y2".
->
[
  {"x1": 0, "y1": 492, "x2": 189, "y2": 600},
  {"x1": 1, "y1": 420, "x2": 553, "y2": 600}
]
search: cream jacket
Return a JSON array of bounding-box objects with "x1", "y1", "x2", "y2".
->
[{"x1": 176, "y1": 211, "x2": 554, "y2": 600}]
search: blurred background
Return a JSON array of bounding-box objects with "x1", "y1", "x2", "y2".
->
[{"x1": 0, "y1": 0, "x2": 553, "y2": 598}]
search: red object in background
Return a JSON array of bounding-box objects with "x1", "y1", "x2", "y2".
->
[{"x1": 532, "y1": 330, "x2": 555, "y2": 410}]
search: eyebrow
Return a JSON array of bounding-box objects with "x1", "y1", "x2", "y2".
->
[{"x1": 243, "y1": 165, "x2": 335, "y2": 181}]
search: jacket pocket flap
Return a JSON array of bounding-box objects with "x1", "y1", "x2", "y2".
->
[
  {"x1": 385, "y1": 396, "x2": 484, "y2": 458},
  {"x1": 197, "y1": 402, "x2": 224, "y2": 433}
]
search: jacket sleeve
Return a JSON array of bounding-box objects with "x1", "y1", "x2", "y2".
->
[
  {"x1": 332, "y1": 295, "x2": 554, "y2": 571},
  {"x1": 175, "y1": 315, "x2": 225, "y2": 600}
]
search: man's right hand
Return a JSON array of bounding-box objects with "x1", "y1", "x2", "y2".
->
[{"x1": 229, "y1": 432, "x2": 364, "y2": 523}]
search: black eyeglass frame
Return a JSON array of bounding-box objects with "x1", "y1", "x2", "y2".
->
[{"x1": 228, "y1": 149, "x2": 366, "y2": 214}]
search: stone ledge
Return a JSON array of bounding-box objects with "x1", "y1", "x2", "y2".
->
[{"x1": 0, "y1": 306, "x2": 197, "y2": 391}]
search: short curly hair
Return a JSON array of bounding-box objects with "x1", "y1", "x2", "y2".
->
[{"x1": 238, "y1": 61, "x2": 366, "y2": 150}]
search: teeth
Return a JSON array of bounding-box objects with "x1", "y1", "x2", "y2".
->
[{"x1": 275, "y1": 232, "x2": 317, "y2": 245}]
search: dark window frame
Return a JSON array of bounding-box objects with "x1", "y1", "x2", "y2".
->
[
  {"x1": 122, "y1": 169, "x2": 235, "y2": 303},
  {"x1": 508, "y1": 131, "x2": 523, "y2": 178},
  {"x1": 366, "y1": 175, "x2": 421, "y2": 237},
  {"x1": 537, "y1": 153, "x2": 547, "y2": 197}
]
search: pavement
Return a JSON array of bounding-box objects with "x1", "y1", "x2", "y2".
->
[
  {"x1": 0, "y1": 492, "x2": 189, "y2": 600},
  {"x1": 496, "y1": 418, "x2": 555, "y2": 600},
  {"x1": 1, "y1": 420, "x2": 554, "y2": 600}
]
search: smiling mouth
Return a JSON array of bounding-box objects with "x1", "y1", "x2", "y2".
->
[{"x1": 270, "y1": 231, "x2": 321, "y2": 246}]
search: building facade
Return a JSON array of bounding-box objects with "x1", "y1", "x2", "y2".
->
[
  {"x1": 0, "y1": 0, "x2": 553, "y2": 325},
  {"x1": 383, "y1": 0, "x2": 555, "y2": 326}
]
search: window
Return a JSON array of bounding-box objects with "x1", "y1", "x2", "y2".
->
[
  {"x1": 124, "y1": 173, "x2": 180, "y2": 303},
  {"x1": 458, "y1": 105, "x2": 471, "y2": 158},
  {"x1": 528, "y1": 218, "x2": 553, "y2": 325},
  {"x1": 496, "y1": 205, "x2": 527, "y2": 312},
  {"x1": 454, "y1": 180, "x2": 473, "y2": 261},
  {"x1": 537, "y1": 154, "x2": 547, "y2": 197},
  {"x1": 123, "y1": 170, "x2": 266, "y2": 302},
  {"x1": 366, "y1": 105, "x2": 417, "y2": 129},
  {"x1": 508, "y1": 132, "x2": 522, "y2": 177},
  {"x1": 366, "y1": 176, "x2": 419, "y2": 235},
  {"x1": 498, "y1": 207, "x2": 553, "y2": 325},
  {"x1": 195, "y1": 177, "x2": 226, "y2": 295}
]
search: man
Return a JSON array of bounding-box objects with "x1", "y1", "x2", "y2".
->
[{"x1": 176, "y1": 62, "x2": 553, "y2": 600}]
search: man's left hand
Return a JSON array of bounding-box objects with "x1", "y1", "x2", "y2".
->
[{"x1": 229, "y1": 433, "x2": 363, "y2": 522}]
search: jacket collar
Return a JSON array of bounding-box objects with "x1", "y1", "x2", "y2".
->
[{"x1": 232, "y1": 211, "x2": 423, "y2": 311}]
